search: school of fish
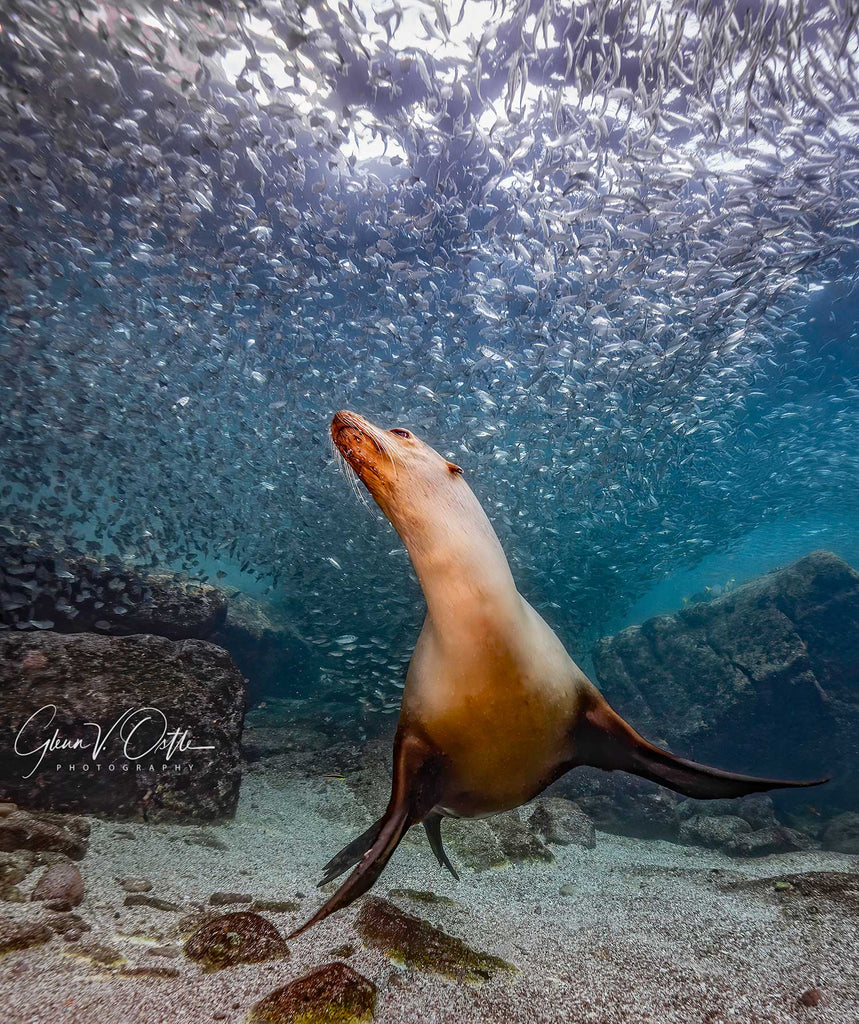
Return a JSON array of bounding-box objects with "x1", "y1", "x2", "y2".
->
[{"x1": 1, "y1": 0, "x2": 859, "y2": 713}]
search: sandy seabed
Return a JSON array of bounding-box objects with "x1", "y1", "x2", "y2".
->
[{"x1": 1, "y1": 765, "x2": 857, "y2": 1024}]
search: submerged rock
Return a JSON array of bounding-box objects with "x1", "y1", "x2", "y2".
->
[
  {"x1": 678, "y1": 814, "x2": 751, "y2": 850},
  {"x1": 555, "y1": 768, "x2": 682, "y2": 840},
  {"x1": 822, "y1": 812, "x2": 859, "y2": 854},
  {"x1": 249, "y1": 962, "x2": 377, "y2": 1024},
  {"x1": 593, "y1": 551, "x2": 859, "y2": 812},
  {"x1": 212, "y1": 593, "x2": 317, "y2": 705},
  {"x1": 0, "y1": 850, "x2": 36, "y2": 900},
  {"x1": 356, "y1": 896, "x2": 515, "y2": 984},
  {"x1": 444, "y1": 811, "x2": 554, "y2": 870},
  {"x1": 0, "y1": 539, "x2": 227, "y2": 640},
  {"x1": 528, "y1": 797, "x2": 597, "y2": 848},
  {"x1": 0, "y1": 810, "x2": 89, "y2": 859},
  {"x1": 726, "y1": 826, "x2": 814, "y2": 857},
  {"x1": 184, "y1": 912, "x2": 288, "y2": 972},
  {"x1": 0, "y1": 917, "x2": 52, "y2": 956},
  {"x1": 0, "y1": 632, "x2": 246, "y2": 821},
  {"x1": 30, "y1": 861, "x2": 83, "y2": 911}
]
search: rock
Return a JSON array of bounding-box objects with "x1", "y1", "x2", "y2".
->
[
  {"x1": 559, "y1": 883, "x2": 577, "y2": 896},
  {"x1": 726, "y1": 826, "x2": 814, "y2": 857},
  {"x1": 444, "y1": 812, "x2": 553, "y2": 871},
  {"x1": 387, "y1": 889, "x2": 457, "y2": 906},
  {"x1": 124, "y1": 894, "x2": 181, "y2": 912},
  {"x1": 0, "y1": 804, "x2": 17, "y2": 817},
  {"x1": 0, "y1": 539, "x2": 227, "y2": 640},
  {"x1": 208, "y1": 892, "x2": 252, "y2": 906},
  {"x1": 528, "y1": 797, "x2": 597, "y2": 849},
  {"x1": 678, "y1": 814, "x2": 751, "y2": 850},
  {"x1": 0, "y1": 810, "x2": 89, "y2": 859},
  {"x1": 822, "y1": 812, "x2": 859, "y2": 854},
  {"x1": 0, "y1": 851, "x2": 36, "y2": 899},
  {"x1": 31, "y1": 861, "x2": 83, "y2": 910},
  {"x1": 798, "y1": 987, "x2": 824, "y2": 1008},
  {"x1": 0, "y1": 632, "x2": 246, "y2": 821},
  {"x1": 554, "y1": 767, "x2": 682, "y2": 840},
  {"x1": 356, "y1": 896, "x2": 515, "y2": 984},
  {"x1": 212, "y1": 594, "x2": 318, "y2": 705},
  {"x1": 184, "y1": 912, "x2": 288, "y2": 972},
  {"x1": 249, "y1": 962, "x2": 376, "y2": 1024},
  {"x1": 118, "y1": 877, "x2": 153, "y2": 893},
  {"x1": 592, "y1": 552, "x2": 859, "y2": 811},
  {"x1": 0, "y1": 918, "x2": 52, "y2": 956},
  {"x1": 46, "y1": 912, "x2": 90, "y2": 936}
]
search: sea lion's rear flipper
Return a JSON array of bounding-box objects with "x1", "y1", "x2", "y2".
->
[
  {"x1": 424, "y1": 812, "x2": 459, "y2": 880},
  {"x1": 575, "y1": 699, "x2": 829, "y2": 799},
  {"x1": 317, "y1": 817, "x2": 387, "y2": 886},
  {"x1": 288, "y1": 733, "x2": 444, "y2": 938}
]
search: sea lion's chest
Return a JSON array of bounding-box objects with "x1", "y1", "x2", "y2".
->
[{"x1": 401, "y1": 610, "x2": 578, "y2": 815}]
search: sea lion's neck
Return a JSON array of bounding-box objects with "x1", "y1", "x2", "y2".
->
[{"x1": 386, "y1": 483, "x2": 522, "y2": 629}]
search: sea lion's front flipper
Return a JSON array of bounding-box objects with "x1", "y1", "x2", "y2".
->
[
  {"x1": 288, "y1": 732, "x2": 444, "y2": 938},
  {"x1": 575, "y1": 698, "x2": 829, "y2": 800},
  {"x1": 424, "y1": 812, "x2": 459, "y2": 880}
]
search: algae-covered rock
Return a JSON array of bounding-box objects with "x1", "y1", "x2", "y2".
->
[
  {"x1": 184, "y1": 911, "x2": 288, "y2": 972},
  {"x1": 0, "y1": 917, "x2": 52, "y2": 956},
  {"x1": 356, "y1": 896, "x2": 515, "y2": 984},
  {"x1": 387, "y1": 888, "x2": 458, "y2": 906},
  {"x1": 249, "y1": 962, "x2": 377, "y2": 1024},
  {"x1": 528, "y1": 797, "x2": 596, "y2": 848},
  {"x1": 444, "y1": 812, "x2": 553, "y2": 871}
]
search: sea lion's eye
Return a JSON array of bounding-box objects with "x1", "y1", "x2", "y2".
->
[{"x1": 390, "y1": 428, "x2": 411, "y2": 438}]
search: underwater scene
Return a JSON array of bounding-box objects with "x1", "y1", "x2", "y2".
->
[{"x1": 1, "y1": 0, "x2": 859, "y2": 1021}]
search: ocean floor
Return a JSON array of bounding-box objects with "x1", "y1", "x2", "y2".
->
[{"x1": 2, "y1": 760, "x2": 858, "y2": 1024}]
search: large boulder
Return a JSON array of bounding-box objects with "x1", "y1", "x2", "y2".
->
[
  {"x1": 211, "y1": 594, "x2": 318, "y2": 704},
  {"x1": 0, "y1": 539, "x2": 226, "y2": 640},
  {"x1": 592, "y1": 551, "x2": 859, "y2": 811},
  {"x1": 0, "y1": 632, "x2": 246, "y2": 820}
]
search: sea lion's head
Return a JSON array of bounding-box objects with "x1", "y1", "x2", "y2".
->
[{"x1": 331, "y1": 409, "x2": 464, "y2": 532}]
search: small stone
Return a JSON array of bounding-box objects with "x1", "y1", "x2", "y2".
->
[
  {"x1": 117, "y1": 965, "x2": 180, "y2": 979},
  {"x1": 124, "y1": 894, "x2": 181, "y2": 912},
  {"x1": 0, "y1": 804, "x2": 18, "y2": 818},
  {"x1": 31, "y1": 861, "x2": 84, "y2": 911},
  {"x1": 798, "y1": 987, "x2": 824, "y2": 1007},
  {"x1": 250, "y1": 962, "x2": 377, "y2": 1024},
  {"x1": 69, "y1": 942, "x2": 126, "y2": 966},
  {"x1": 0, "y1": 918, "x2": 52, "y2": 956},
  {"x1": 559, "y1": 883, "x2": 576, "y2": 896},
  {"x1": 208, "y1": 891, "x2": 252, "y2": 906},
  {"x1": 387, "y1": 888, "x2": 457, "y2": 906},
  {"x1": 774, "y1": 880, "x2": 794, "y2": 892},
  {"x1": 148, "y1": 943, "x2": 182, "y2": 958},
  {"x1": 118, "y1": 877, "x2": 153, "y2": 893},
  {"x1": 356, "y1": 897, "x2": 516, "y2": 984},
  {"x1": 184, "y1": 912, "x2": 288, "y2": 972}
]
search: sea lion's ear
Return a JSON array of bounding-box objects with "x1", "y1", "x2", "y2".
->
[{"x1": 446, "y1": 461, "x2": 463, "y2": 475}]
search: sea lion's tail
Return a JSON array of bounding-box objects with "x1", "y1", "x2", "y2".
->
[{"x1": 576, "y1": 698, "x2": 829, "y2": 799}]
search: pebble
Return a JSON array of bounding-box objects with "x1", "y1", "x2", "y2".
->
[
  {"x1": 798, "y1": 987, "x2": 824, "y2": 1008},
  {"x1": 118, "y1": 877, "x2": 153, "y2": 893}
]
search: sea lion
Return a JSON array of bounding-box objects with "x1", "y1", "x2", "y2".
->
[{"x1": 289, "y1": 410, "x2": 827, "y2": 937}]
